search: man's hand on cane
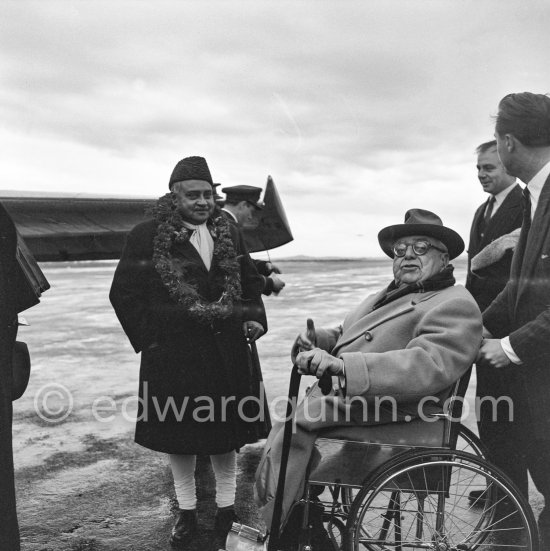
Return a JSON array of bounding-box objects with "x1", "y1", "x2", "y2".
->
[{"x1": 291, "y1": 319, "x2": 341, "y2": 393}]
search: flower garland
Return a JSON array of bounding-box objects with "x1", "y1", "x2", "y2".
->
[{"x1": 149, "y1": 193, "x2": 242, "y2": 325}]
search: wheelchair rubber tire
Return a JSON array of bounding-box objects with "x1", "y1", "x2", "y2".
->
[{"x1": 344, "y1": 448, "x2": 539, "y2": 551}]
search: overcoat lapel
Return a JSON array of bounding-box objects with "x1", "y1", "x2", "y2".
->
[
  {"x1": 333, "y1": 290, "x2": 446, "y2": 354},
  {"x1": 333, "y1": 293, "x2": 414, "y2": 353},
  {"x1": 484, "y1": 185, "x2": 522, "y2": 244}
]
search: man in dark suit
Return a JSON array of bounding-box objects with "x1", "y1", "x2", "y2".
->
[
  {"x1": 221, "y1": 185, "x2": 286, "y2": 295},
  {"x1": 467, "y1": 140, "x2": 522, "y2": 311},
  {"x1": 110, "y1": 156, "x2": 268, "y2": 548},
  {"x1": 0, "y1": 202, "x2": 21, "y2": 550},
  {"x1": 478, "y1": 92, "x2": 550, "y2": 545},
  {"x1": 466, "y1": 141, "x2": 524, "y2": 497}
]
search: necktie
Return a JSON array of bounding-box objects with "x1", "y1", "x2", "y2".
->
[
  {"x1": 479, "y1": 196, "x2": 496, "y2": 238},
  {"x1": 514, "y1": 186, "x2": 533, "y2": 271},
  {"x1": 483, "y1": 196, "x2": 496, "y2": 225},
  {"x1": 522, "y1": 186, "x2": 532, "y2": 230}
]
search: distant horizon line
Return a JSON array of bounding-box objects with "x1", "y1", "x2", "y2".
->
[{"x1": 43, "y1": 254, "x2": 468, "y2": 264}]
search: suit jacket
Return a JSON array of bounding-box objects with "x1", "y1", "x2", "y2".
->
[
  {"x1": 483, "y1": 174, "x2": 550, "y2": 438},
  {"x1": 110, "y1": 217, "x2": 268, "y2": 454},
  {"x1": 466, "y1": 184, "x2": 523, "y2": 311}
]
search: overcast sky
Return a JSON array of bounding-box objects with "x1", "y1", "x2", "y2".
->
[{"x1": 1, "y1": 0, "x2": 549, "y2": 257}]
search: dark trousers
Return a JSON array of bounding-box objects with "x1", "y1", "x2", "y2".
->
[
  {"x1": 478, "y1": 364, "x2": 550, "y2": 534},
  {"x1": 0, "y1": 381, "x2": 20, "y2": 550},
  {"x1": 516, "y1": 405, "x2": 550, "y2": 534},
  {"x1": 476, "y1": 364, "x2": 528, "y2": 496}
]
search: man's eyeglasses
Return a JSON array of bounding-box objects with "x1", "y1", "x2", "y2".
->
[{"x1": 393, "y1": 240, "x2": 448, "y2": 257}]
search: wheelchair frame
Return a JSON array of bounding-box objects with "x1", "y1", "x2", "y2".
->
[{"x1": 273, "y1": 367, "x2": 539, "y2": 551}]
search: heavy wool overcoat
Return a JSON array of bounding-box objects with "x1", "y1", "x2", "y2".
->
[
  {"x1": 255, "y1": 283, "x2": 482, "y2": 526},
  {"x1": 0, "y1": 202, "x2": 20, "y2": 550},
  {"x1": 483, "y1": 174, "x2": 550, "y2": 440},
  {"x1": 110, "y1": 218, "x2": 268, "y2": 455}
]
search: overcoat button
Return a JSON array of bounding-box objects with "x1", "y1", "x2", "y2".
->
[{"x1": 364, "y1": 331, "x2": 373, "y2": 341}]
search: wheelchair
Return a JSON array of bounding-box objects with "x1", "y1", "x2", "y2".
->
[{"x1": 274, "y1": 367, "x2": 539, "y2": 551}]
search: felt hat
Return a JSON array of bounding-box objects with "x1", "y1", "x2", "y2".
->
[
  {"x1": 222, "y1": 185, "x2": 263, "y2": 209},
  {"x1": 168, "y1": 156, "x2": 213, "y2": 189},
  {"x1": 378, "y1": 208, "x2": 464, "y2": 259}
]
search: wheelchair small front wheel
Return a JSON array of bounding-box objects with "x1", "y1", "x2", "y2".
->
[{"x1": 344, "y1": 449, "x2": 539, "y2": 551}]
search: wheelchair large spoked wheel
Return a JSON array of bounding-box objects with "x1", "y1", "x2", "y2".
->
[
  {"x1": 345, "y1": 449, "x2": 539, "y2": 551},
  {"x1": 338, "y1": 424, "x2": 489, "y2": 517},
  {"x1": 453, "y1": 424, "x2": 488, "y2": 459}
]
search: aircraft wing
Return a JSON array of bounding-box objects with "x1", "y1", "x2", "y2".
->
[
  {"x1": 2, "y1": 196, "x2": 153, "y2": 262},
  {"x1": 2, "y1": 177, "x2": 293, "y2": 261}
]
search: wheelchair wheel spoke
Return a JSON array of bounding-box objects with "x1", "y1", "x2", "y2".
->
[{"x1": 345, "y1": 450, "x2": 539, "y2": 551}]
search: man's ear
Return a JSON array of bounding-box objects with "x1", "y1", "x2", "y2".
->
[{"x1": 504, "y1": 133, "x2": 515, "y2": 152}]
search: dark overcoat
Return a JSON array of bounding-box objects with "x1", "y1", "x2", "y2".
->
[
  {"x1": 483, "y1": 174, "x2": 550, "y2": 440},
  {"x1": 0, "y1": 203, "x2": 20, "y2": 550},
  {"x1": 110, "y1": 217, "x2": 268, "y2": 455},
  {"x1": 466, "y1": 185, "x2": 523, "y2": 485},
  {"x1": 466, "y1": 184, "x2": 523, "y2": 311},
  {"x1": 219, "y1": 209, "x2": 275, "y2": 295}
]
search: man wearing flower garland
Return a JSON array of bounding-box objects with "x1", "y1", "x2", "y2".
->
[{"x1": 110, "y1": 156, "x2": 268, "y2": 548}]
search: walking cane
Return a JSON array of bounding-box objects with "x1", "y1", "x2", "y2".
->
[
  {"x1": 267, "y1": 363, "x2": 302, "y2": 551},
  {"x1": 223, "y1": 364, "x2": 301, "y2": 551},
  {"x1": 224, "y1": 320, "x2": 332, "y2": 551},
  {"x1": 267, "y1": 319, "x2": 332, "y2": 550},
  {"x1": 249, "y1": 340, "x2": 273, "y2": 436}
]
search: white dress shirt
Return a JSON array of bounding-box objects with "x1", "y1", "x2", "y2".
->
[{"x1": 488, "y1": 182, "x2": 517, "y2": 217}]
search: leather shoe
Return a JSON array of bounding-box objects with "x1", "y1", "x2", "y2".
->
[
  {"x1": 308, "y1": 503, "x2": 333, "y2": 551},
  {"x1": 215, "y1": 506, "x2": 240, "y2": 537},
  {"x1": 170, "y1": 509, "x2": 198, "y2": 548},
  {"x1": 278, "y1": 502, "x2": 332, "y2": 551}
]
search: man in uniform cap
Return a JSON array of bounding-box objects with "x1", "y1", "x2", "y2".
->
[
  {"x1": 221, "y1": 185, "x2": 285, "y2": 296},
  {"x1": 110, "y1": 155, "x2": 269, "y2": 548}
]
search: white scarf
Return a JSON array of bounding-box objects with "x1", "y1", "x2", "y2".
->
[{"x1": 182, "y1": 221, "x2": 214, "y2": 270}]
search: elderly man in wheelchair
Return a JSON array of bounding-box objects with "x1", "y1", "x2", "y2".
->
[{"x1": 253, "y1": 209, "x2": 540, "y2": 551}]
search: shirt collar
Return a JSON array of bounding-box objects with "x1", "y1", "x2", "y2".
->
[
  {"x1": 221, "y1": 207, "x2": 239, "y2": 223},
  {"x1": 492, "y1": 182, "x2": 517, "y2": 207},
  {"x1": 526, "y1": 160, "x2": 550, "y2": 207}
]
